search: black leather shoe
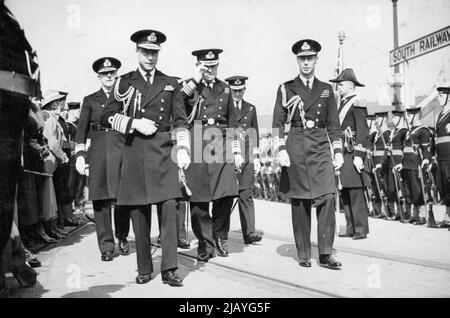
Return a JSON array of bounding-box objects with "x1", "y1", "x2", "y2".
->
[
  {"x1": 338, "y1": 233, "x2": 354, "y2": 238},
  {"x1": 393, "y1": 214, "x2": 401, "y2": 221},
  {"x1": 437, "y1": 221, "x2": 450, "y2": 228},
  {"x1": 244, "y1": 233, "x2": 262, "y2": 244},
  {"x1": 299, "y1": 258, "x2": 312, "y2": 268},
  {"x1": 162, "y1": 270, "x2": 183, "y2": 287},
  {"x1": 135, "y1": 274, "x2": 151, "y2": 284},
  {"x1": 352, "y1": 233, "x2": 367, "y2": 240},
  {"x1": 101, "y1": 251, "x2": 113, "y2": 262},
  {"x1": 177, "y1": 238, "x2": 191, "y2": 249},
  {"x1": 413, "y1": 217, "x2": 427, "y2": 225},
  {"x1": 319, "y1": 255, "x2": 342, "y2": 270},
  {"x1": 214, "y1": 238, "x2": 228, "y2": 257},
  {"x1": 118, "y1": 239, "x2": 129, "y2": 255}
]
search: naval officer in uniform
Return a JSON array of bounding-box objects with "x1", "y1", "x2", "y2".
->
[
  {"x1": 75, "y1": 57, "x2": 131, "y2": 261},
  {"x1": 434, "y1": 86, "x2": 450, "y2": 229},
  {"x1": 179, "y1": 49, "x2": 243, "y2": 261},
  {"x1": 224, "y1": 76, "x2": 263, "y2": 245},
  {"x1": 100, "y1": 30, "x2": 189, "y2": 285},
  {"x1": 272, "y1": 39, "x2": 344, "y2": 269},
  {"x1": 330, "y1": 69, "x2": 370, "y2": 239}
]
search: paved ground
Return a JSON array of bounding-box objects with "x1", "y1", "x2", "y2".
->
[{"x1": 4, "y1": 200, "x2": 450, "y2": 298}]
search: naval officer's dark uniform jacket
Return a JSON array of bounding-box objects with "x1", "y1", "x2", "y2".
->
[
  {"x1": 235, "y1": 100, "x2": 259, "y2": 190},
  {"x1": 388, "y1": 127, "x2": 407, "y2": 213},
  {"x1": 372, "y1": 128, "x2": 392, "y2": 214},
  {"x1": 435, "y1": 110, "x2": 450, "y2": 206},
  {"x1": 180, "y1": 78, "x2": 239, "y2": 202},
  {"x1": 75, "y1": 88, "x2": 129, "y2": 254},
  {"x1": 75, "y1": 89, "x2": 124, "y2": 201},
  {"x1": 179, "y1": 77, "x2": 240, "y2": 252},
  {"x1": 337, "y1": 95, "x2": 370, "y2": 234},
  {"x1": 100, "y1": 69, "x2": 189, "y2": 274},
  {"x1": 272, "y1": 76, "x2": 342, "y2": 259},
  {"x1": 100, "y1": 70, "x2": 188, "y2": 205},
  {"x1": 402, "y1": 126, "x2": 432, "y2": 205}
]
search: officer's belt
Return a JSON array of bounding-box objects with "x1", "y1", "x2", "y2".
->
[
  {"x1": 0, "y1": 70, "x2": 40, "y2": 97},
  {"x1": 200, "y1": 119, "x2": 228, "y2": 128},
  {"x1": 437, "y1": 136, "x2": 450, "y2": 144},
  {"x1": 290, "y1": 121, "x2": 325, "y2": 129},
  {"x1": 90, "y1": 123, "x2": 110, "y2": 132},
  {"x1": 373, "y1": 150, "x2": 386, "y2": 156},
  {"x1": 403, "y1": 146, "x2": 417, "y2": 154},
  {"x1": 391, "y1": 149, "x2": 403, "y2": 156}
]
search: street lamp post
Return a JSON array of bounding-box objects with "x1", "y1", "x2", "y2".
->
[{"x1": 392, "y1": 0, "x2": 403, "y2": 110}]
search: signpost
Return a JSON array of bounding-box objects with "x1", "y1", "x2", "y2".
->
[{"x1": 390, "y1": 25, "x2": 450, "y2": 67}]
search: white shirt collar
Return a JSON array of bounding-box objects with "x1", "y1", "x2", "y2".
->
[
  {"x1": 298, "y1": 74, "x2": 315, "y2": 88},
  {"x1": 138, "y1": 67, "x2": 156, "y2": 83},
  {"x1": 234, "y1": 100, "x2": 242, "y2": 109},
  {"x1": 101, "y1": 87, "x2": 112, "y2": 98}
]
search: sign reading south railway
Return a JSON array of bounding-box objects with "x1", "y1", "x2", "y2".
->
[{"x1": 390, "y1": 26, "x2": 450, "y2": 67}]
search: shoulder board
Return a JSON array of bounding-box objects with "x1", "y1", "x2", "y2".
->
[
  {"x1": 282, "y1": 78, "x2": 295, "y2": 86},
  {"x1": 119, "y1": 71, "x2": 134, "y2": 79}
]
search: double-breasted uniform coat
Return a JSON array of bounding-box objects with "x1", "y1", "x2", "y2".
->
[
  {"x1": 272, "y1": 76, "x2": 342, "y2": 260},
  {"x1": 75, "y1": 89, "x2": 129, "y2": 254},
  {"x1": 100, "y1": 69, "x2": 188, "y2": 275}
]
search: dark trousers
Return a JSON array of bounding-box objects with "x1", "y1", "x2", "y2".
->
[
  {"x1": 157, "y1": 201, "x2": 188, "y2": 241},
  {"x1": 237, "y1": 188, "x2": 256, "y2": 238},
  {"x1": 437, "y1": 160, "x2": 450, "y2": 206},
  {"x1": 190, "y1": 196, "x2": 233, "y2": 251},
  {"x1": 92, "y1": 200, "x2": 115, "y2": 254},
  {"x1": 0, "y1": 159, "x2": 19, "y2": 258},
  {"x1": 291, "y1": 194, "x2": 335, "y2": 260},
  {"x1": 129, "y1": 199, "x2": 178, "y2": 275},
  {"x1": 177, "y1": 201, "x2": 188, "y2": 240},
  {"x1": 341, "y1": 188, "x2": 369, "y2": 235},
  {"x1": 114, "y1": 205, "x2": 130, "y2": 241},
  {"x1": 402, "y1": 169, "x2": 424, "y2": 205}
]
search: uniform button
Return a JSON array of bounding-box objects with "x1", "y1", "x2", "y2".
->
[
  {"x1": 203, "y1": 107, "x2": 206, "y2": 110},
  {"x1": 101, "y1": 104, "x2": 104, "y2": 108},
  {"x1": 317, "y1": 111, "x2": 320, "y2": 114},
  {"x1": 142, "y1": 109, "x2": 146, "y2": 113},
  {"x1": 244, "y1": 117, "x2": 247, "y2": 119},
  {"x1": 218, "y1": 115, "x2": 221, "y2": 118},
  {"x1": 159, "y1": 116, "x2": 163, "y2": 120},
  {"x1": 160, "y1": 108, "x2": 164, "y2": 112},
  {"x1": 161, "y1": 99, "x2": 165, "y2": 103},
  {"x1": 220, "y1": 99, "x2": 223, "y2": 102},
  {"x1": 316, "y1": 119, "x2": 319, "y2": 121},
  {"x1": 219, "y1": 107, "x2": 222, "y2": 110},
  {"x1": 243, "y1": 124, "x2": 247, "y2": 127},
  {"x1": 318, "y1": 104, "x2": 322, "y2": 108},
  {"x1": 204, "y1": 115, "x2": 207, "y2": 118}
]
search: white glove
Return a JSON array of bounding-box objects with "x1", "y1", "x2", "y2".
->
[
  {"x1": 76, "y1": 156, "x2": 86, "y2": 176},
  {"x1": 333, "y1": 152, "x2": 344, "y2": 170},
  {"x1": 85, "y1": 164, "x2": 89, "y2": 177},
  {"x1": 132, "y1": 118, "x2": 157, "y2": 136},
  {"x1": 375, "y1": 163, "x2": 382, "y2": 170},
  {"x1": 394, "y1": 163, "x2": 403, "y2": 171},
  {"x1": 254, "y1": 158, "x2": 261, "y2": 174},
  {"x1": 194, "y1": 62, "x2": 208, "y2": 83},
  {"x1": 421, "y1": 159, "x2": 429, "y2": 169},
  {"x1": 234, "y1": 153, "x2": 244, "y2": 170},
  {"x1": 177, "y1": 148, "x2": 191, "y2": 170},
  {"x1": 276, "y1": 150, "x2": 291, "y2": 167},
  {"x1": 353, "y1": 156, "x2": 364, "y2": 173}
]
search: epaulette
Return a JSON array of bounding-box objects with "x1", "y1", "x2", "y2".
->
[
  {"x1": 119, "y1": 71, "x2": 134, "y2": 79},
  {"x1": 282, "y1": 79, "x2": 295, "y2": 86}
]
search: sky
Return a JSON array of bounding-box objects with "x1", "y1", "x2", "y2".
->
[{"x1": 6, "y1": 0, "x2": 450, "y2": 115}]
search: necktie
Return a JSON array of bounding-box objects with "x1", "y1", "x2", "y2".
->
[
  {"x1": 306, "y1": 80, "x2": 311, "y2": 94},
  {"x1": 145, "y1": 72, "x2": 152, "y2": 85}
]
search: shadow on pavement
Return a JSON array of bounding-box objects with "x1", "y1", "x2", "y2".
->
[{"x1": 61, "y1": 284, "x2": 125, "y2": 298}]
